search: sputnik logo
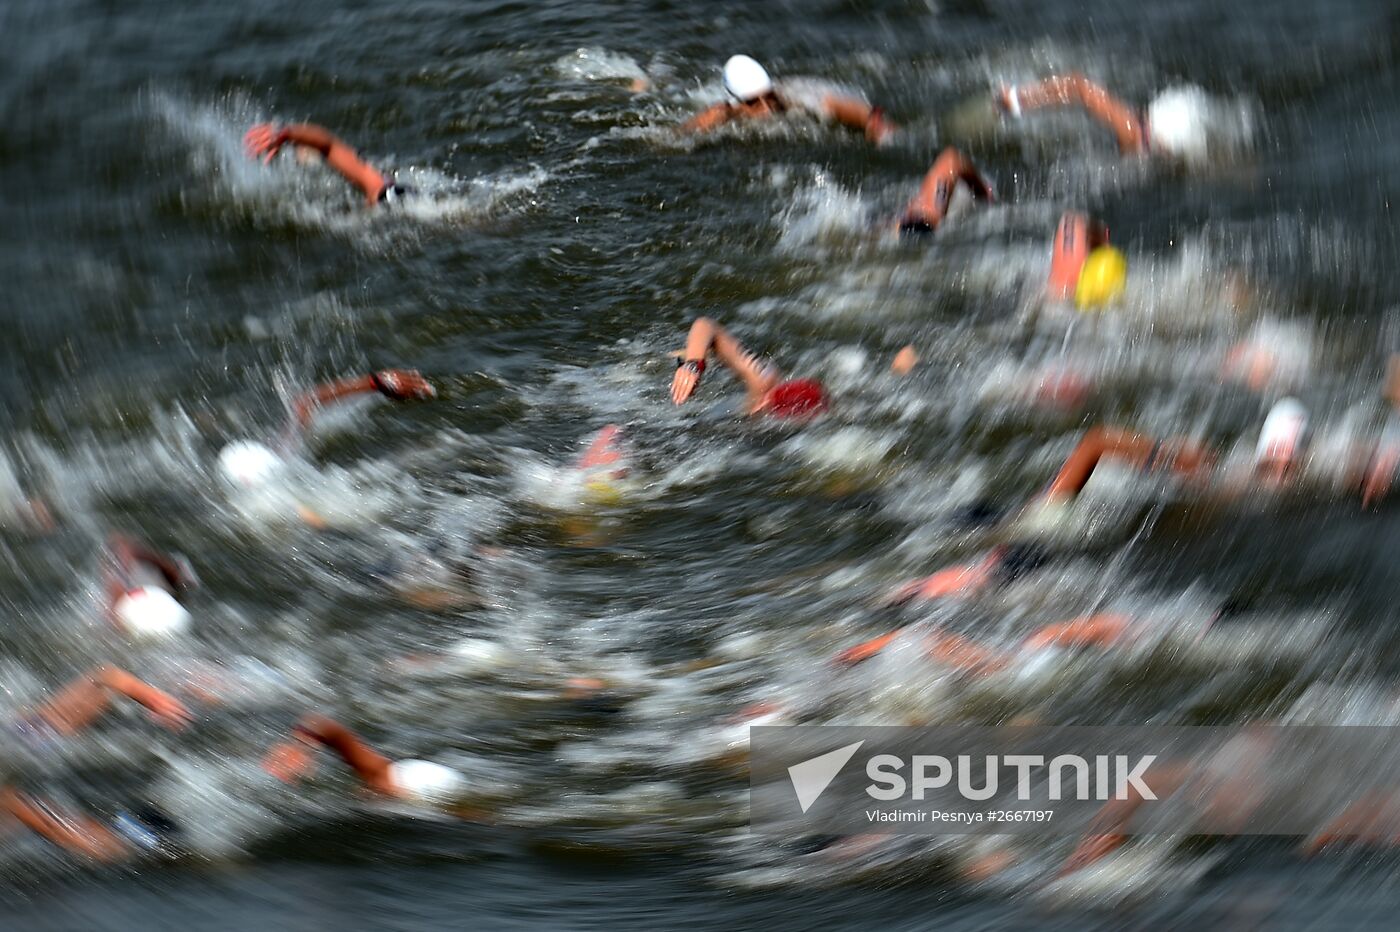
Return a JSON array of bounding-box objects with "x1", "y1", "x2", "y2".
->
[{"x1": 787, "y1": 741, "x2": 865, "y2": 813}]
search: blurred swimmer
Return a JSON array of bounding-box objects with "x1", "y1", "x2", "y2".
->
[
  {"x1": 1, "y1": 789, "x2": 141, "y2": 862},
  {"x1": 244, "y1": 122, "x2": 413, "y2": 206},
  {"x1": 880, "y1": 426, "x2": 1215, "y2": 606},
  {"x1": 1055, "y1": 728, "x2": 1400, "y2": 880},
  {"x1": 893, "y1": 148, "x2": 995, "y2": 237},
  {"x1": 2, "y1": 668, "x2": 190, "y2": 861},
  {"x1": 13, "y1": 665, "x2": 191, "y2": 739},
  {"x1": 570, "y1": 423, "x2": 632, "y2": 515},
  {"x1": 681, "y1": 54, "x2": 896, "y2": 144},
  {"x1": 975, "y1": 396, "x2": 1400, "y2": 527},
  {"x1": 217, "y1": 368, "x2": 436, "y2": 493},
  {"x1": 835, "y1": 613, "x2": 1133, "y2": 669},
  {"x1": 103, "y1": 534, "x2": 198, "y2": 640},
  {"x1": 670, "y1": 317, "x2": 915, "y2": 419},
  {"x1": 263, "y1": 713, "x2": 470, "y2": 810},
  {"x1": 1047, "y1": 210, "x2": 1116, "y2": 303},
  {"x1": 996, "y1": 74, "x2": 1233, "y2": 163},
  {"x1": 1047, "y1": 400, "x2": 1400, "y2": 504}
]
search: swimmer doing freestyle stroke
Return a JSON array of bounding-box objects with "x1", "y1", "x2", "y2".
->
[
  {"x1": 3, "y1": 667, "x2": 192, "y2": 861},
  {"x1": 217, "y1": 368, "x2": 436, "y2": 493},
  {"x1": 681, "y1": 55, "x2": 897, "y2": 145},
  {"x1": 244, "y1": 121, "x2": 415, "y2": 206},
  {"x1": 670, "y1": 316, "x2": 919, "y2": 419}
]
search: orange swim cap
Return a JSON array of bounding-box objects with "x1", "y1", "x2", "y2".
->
[{"x1": 765, "y1": 379, "x2": 828, "y2": 419}]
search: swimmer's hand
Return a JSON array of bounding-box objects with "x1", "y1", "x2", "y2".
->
[
  {"x1": 672, "y1": 355, "x2": 705, "y2": 403},
  {"x1": 140, "y1": 689, "x2": 193, "y2": 731},
  {"x1": 100, "y1": 667, "x2": 192, "y2": 731},
  {"x1": 262, "y1": 741, "x2": 318, "y2": 784},
  {"x1": 244, "y1": 124, "x2": 289, "y2": 164},
  {"x1": 372, "y1": 369, "x2": 437, "y2": 401},
  {"x1": 864, "y1": 107, "x2": 896, "y2": 146},
  {"x1": 671, "y1": 359, "x2": 705, "y2": 404}
]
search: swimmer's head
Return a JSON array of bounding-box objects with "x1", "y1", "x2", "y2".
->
[
  {"x1": 217, "y1": 441, "x2": 282, "y2": 489},
  {"x1": 761, "y1": 379, "x2": 828, "y2": 419},
  {"x1": 1074, "y1": 246, "x2": 1127, "y2": 311},
  {"x1": 387, "y1": 759, "x2": 467, "y2": 806},
  {"x1": 1147, "y1": 86, "x2": 1211, "y2": 162},
  {"x1": 723, "y1": 55, "x2": 773, "y2": 103},
  {"x1": 1255, "y1": 397, "x2": 1308, "y2": 483},
  {"x1": 114, "y1": 586, "x2": 191, "y2": 640}
]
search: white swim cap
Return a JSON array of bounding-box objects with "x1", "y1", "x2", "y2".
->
[
  {"x1": 1147, "y1": 86, "x2": 1211, "y2": 161},
  {"x1": 723, "y1": 55, "x2": 773, "y2": 102},
  {"x1": 114, "y1": 586, "x2": 191, "y2": 639},
  {"x1": 387, "y1": 759, "x2": 467, "y2": 806},
  {"x1": 1014, "y1": 646, "x2": 1064, "y2": 683},
  {"x1": 449, "y1": 637, "x2": 508, "y2": 672},
  {"x1": 218, "y1": 441, "x2": 282, "y2": 488},
  {"x1": 1256, "y1": 398, "x2": 1308, "y2": 466}
]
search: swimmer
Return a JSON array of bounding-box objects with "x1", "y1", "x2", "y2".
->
[
  {"x1": 289, "y1": 368, "x2": 437, "y2": 430},
  {"x1": 1, "y1": 788, "x2": 132, "y2": 861},
  {"x1": 670, "y1": 316, "x2": 916, "y2": 419},
  {"x1": 1055, "y1": 727, "x2": 1400, "y2": 881},
  {"x1": 1047, "y1": 400, "x2": 1400, "y2": 505},
  {"x1": 681, "y1": 54, "x2": 896, "y2": 145},
  {"x1": 995, "y1": 74, "x2": 1225, "y2": 163},
  {"x1": 878, "y1": 427, "x2": 1214, "y2": 607},
  {"x1": 244, "y1": 122, "x2": 412, "y2": 206},
  {"x1": 263, "y1": 713, "x2": 470, "y2": 811},
  {"x1": 893, "y1": 147, "x2": 995, "y2": 237},
  {"x1": 835, "y1": 612, "x2": 1134, "y2": 670},
  {"x1": 102, "y1": 534, "x2": 198, "y2": 639},
  {"x1": 14, "y1": 665, "x2": 191, "y2": 738},
  {"x1": 218, "y1": 368, "x2": 436, "y2": 494},
  {"x1": 1047, "y1": 210, "x2": 1111, "y2": 301},
  {"x1": 2, "y1": 668, "x2": 191, "y2": 861}
]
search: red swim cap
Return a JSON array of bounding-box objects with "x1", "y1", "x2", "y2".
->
[{"x1": 764, "y1": 379, "x2": 828, "y2": 419}]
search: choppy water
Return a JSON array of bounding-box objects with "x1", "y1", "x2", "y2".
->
[{"x1": 5, "y1": 0, "x2": 1400, "y2": 927}]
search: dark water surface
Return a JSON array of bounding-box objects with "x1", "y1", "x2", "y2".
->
[{"x1": 5, "y1": 0, "x2": 1400, "y2": 927}]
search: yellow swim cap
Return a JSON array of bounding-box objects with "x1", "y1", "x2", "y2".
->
[
  {"x1": 1075, "y1": 246, "x2": 1128, "y2": 311},
  {"x1": 584, "y1": 478, "x2": 623, "y2": 507}
]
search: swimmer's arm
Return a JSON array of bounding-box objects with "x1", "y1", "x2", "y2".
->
[
  {"x1": 672, "y1": 317, "x2": 777, "y2": 405},
  {"x1": 291, "y1": 714, "x2": 398, "y2": 795},
  {"x1": 28, "y1": 666, "x2": 189, "y2": 734},
  {"x1": 923, "y1": 629, "x2": 1010, "y2": 674},
  {"x1": 109, "y1": 534, "x2": 192, "y2": 592},
  {"x1": 245, "y1": 122, "x2": 388, "y2": 204},
  {"x1": 679, "y1": 103, "x2": 735, "y2": 134},
  {"x1": 1044, "y1": 427, "x2": 1213, "y2": 501},
  {"x1": 291, "y1": 370, "x2": 436, "y2": 428},
  {"x1": 1020, "y1": 613, "x2": 1133, "y2": 651},
  {"x1": 0, "y1": 788, "x2": 127, "y2": 861},
  {"x1": 1003, "y1": 74, "x2": 1146, "y2": 154},
  {"x1": 821, "y1": 94, "x2": 896, "y2": 144},
  {"x1": 902, "y1": 147, "x2": 994, "y2": 228},
  {"x1": 710, "y1": 322, "x2": 780, "y2": 405},
  {"x1": 671, "y1": 317, "x2": 717, "y2": 403}
]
